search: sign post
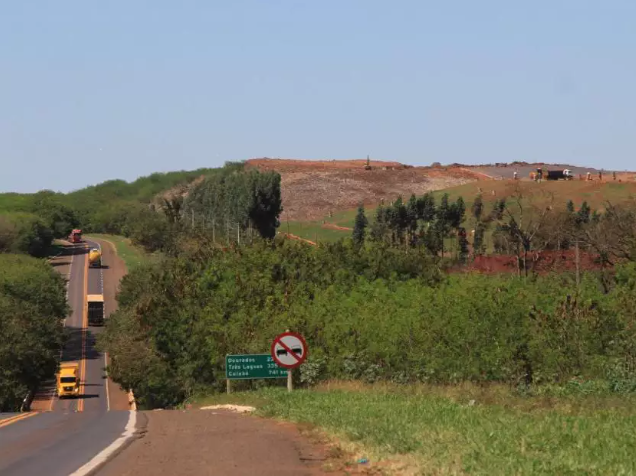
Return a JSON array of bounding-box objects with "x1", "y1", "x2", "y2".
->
[{"x1": 271, "y1": 331, "x2": 308, "y2": 393}]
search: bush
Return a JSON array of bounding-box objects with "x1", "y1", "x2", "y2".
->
[
  {"x1": 102, "y1": 236, "x2": 636, "y2": 408},
  {"x1": 0, "y1": 212, "x2": 53, "y2": 257},
  {"x1": 0, "y1": 254, "x2": 67, "y2": 411}
]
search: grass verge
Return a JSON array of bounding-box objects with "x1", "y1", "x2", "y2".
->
[
  {"x1": 86, "y1": 234, "x2": 154, "y2": 271},
  {"x1": 194, "y1": 382, "x2": 636, "y2": 475}
]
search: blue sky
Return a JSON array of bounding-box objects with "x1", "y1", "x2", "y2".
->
[{"x1": 1, "y1": 1, "x2": 635, "y2": 193}]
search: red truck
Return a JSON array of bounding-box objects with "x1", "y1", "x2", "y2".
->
[{"x1": 69, "y1": 229, "x2": 82, "y2": 243}]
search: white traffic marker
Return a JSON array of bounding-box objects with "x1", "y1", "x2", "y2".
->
[{"x1": 69, "y1": 411, "x2": 137, "y2": 476}]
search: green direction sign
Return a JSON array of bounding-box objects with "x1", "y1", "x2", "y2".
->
[{"x1": 225, "y1": 354, "x2": 287, "y2": 380}]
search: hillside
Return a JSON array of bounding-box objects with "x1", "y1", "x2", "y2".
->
[
  {"x1": 283, "y1": 170, "x2": 636, "y2": 243},
  {"x1": 245, "y1": 158, "x2": 484, "y2": 221}
]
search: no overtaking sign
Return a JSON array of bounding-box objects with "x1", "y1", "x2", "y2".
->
[{"x1": 270, "y1": 332, "x2": 308, "y2": 369}]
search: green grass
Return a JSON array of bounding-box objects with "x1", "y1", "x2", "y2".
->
[
  {"x1": 283, "y1": 220, "x2": 350, "y2": 243},
  {"x1": 195, "y1": 384, "x2": 636, "y2": 475},
  {"x1": 85, "y1": 234, "x2": 154, "y2": 271}
]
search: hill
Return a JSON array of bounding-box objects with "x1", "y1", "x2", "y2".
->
[
  {"x1": 283, "y1": 171, "x2": 636, "y2": 243},
  {"x1": 245, "y1": 158, "x2": 484, "y2": 221}
]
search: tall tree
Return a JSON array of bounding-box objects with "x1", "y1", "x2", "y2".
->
[
  {"x1": 471, "y1": 195, "x2": 484, "y2": 221},
  {"x1": 352, "y1": 204, "x2": 368, "y2": 248}
]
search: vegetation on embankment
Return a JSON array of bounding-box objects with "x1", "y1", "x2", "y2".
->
[
  {"x1": 101, "y1": 234, "x2": 636, "y2": 409},
  {"x1": 196, "y1": 384, "x2": 636, "y2": 475},
  {"x1": 0, "y1": 254, "x2": 67, "y2": 411}
]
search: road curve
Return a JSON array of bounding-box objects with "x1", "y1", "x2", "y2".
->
[{"x1": 0, "y1": 241, "x2": 135, "y2": 476}]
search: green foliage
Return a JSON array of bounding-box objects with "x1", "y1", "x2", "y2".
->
[
  {"x1": 0, "y1": 212, "x2": 54, "y2": 257},
  {"x1": 0, "y1": 254, "x2": 67, "y2": 411},
  {"x1": 101, "y1": 239, "x2": 442, "y2": 408},
  {"x1": 352, "y1": 204, "x2": 368, "y2": 247},
  {"x1": 184, "y1": 168, "x2": 282, "y2": 240},
  {"x1": 102, "y1": 227, "x2": 636, "y2": 409}
]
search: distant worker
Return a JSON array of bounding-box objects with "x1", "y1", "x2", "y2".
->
[
  {"x1": 599, "y1": 171, "x2": 603, "y2": 181},
  {"x1": 613, "y1": 171, "x2": 617, "y2": 181},
  {"x1": 513, "y1": 171, "x2": 518, "y2": 180},
  {"x1": 587, "y1": 172, "x2": 592, "y2": 181}
]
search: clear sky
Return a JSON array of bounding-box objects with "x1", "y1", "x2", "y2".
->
[{"x1": 2, "y1": 1, "x2": 635, "y2": 193}]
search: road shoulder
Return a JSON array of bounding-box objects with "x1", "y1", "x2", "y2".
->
[{"x1": 96, "y1": 409, "x2": 330, "y2": 476}]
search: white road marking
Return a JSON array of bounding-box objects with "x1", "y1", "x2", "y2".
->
[{"x1": 68, "y1": 411, "x2": 137, "y2": 476}]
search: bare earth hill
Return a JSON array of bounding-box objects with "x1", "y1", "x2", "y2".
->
[{"x1": 246, "y1": 158, "x2": 484, "y2": 221}]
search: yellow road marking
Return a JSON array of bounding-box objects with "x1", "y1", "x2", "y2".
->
[
  {"x1": 0, "y1": 412, "x2": 38, "y2": 428},
  {"x1": 78, "y1": 244, "x2": 89, "y2": 412}
]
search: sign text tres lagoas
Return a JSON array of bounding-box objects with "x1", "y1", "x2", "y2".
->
[{"x1": 225, "y1": 354, "x2": 287, "y2": 380}]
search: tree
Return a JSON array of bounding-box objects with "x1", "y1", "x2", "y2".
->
[
  {"x1": 473, "y1": 222, "x2": 487, "y2": 256},
  {"x1": 566, "y1": 200, "x2": 575, "y2": 214},
  {"x1": 493, "y1": 184, "x2": 555, "y2": 276},
  {"x1": 471, "y1": 195, "x2": 484, "y2": 221},
  {"x1": 491, "y1": 198, "x2": 506, "y2": 221},
  {"x1": 576, "y1": 201, "x2": 591, "y2": 225},
  {"x1": 582, "y1": 201, "x2": 636, "y2": 265},
  {"x1": 406, "y1": 194, "x2": 419, "y2": 240},
  {"x1": 416, "y1": 193, "x2": 436, "y2": 223},
  {"x1": 370, "y1": 205, "x2": 390, "y2": 243},
  {"x1": 352, "y1": 204, "x2": 368, "y2": 248},
  {"x1": 0, "y1": 255, "x2": 66, "y2": 411}
]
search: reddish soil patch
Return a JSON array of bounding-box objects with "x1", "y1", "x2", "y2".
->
[{"x1": 460, "y1": 250, "x2": 605, "y2": 275}]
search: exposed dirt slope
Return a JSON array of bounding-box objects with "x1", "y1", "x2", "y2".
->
[{"x1": 246, "y1": 158, "x2": 483, "y2": 221}]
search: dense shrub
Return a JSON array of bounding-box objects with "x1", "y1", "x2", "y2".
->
[
  {"x1": 0, "y1": 212, "x2": 54, "y2": 257},
  {"x1": 0, "y1": 254, "x2": 67, "y2": 411},
  {"x1": 102, "y1": 236, "x2": 636, "y2": 409}
]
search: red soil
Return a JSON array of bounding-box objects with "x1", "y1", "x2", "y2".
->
[{"x1": 462, "y1": 249, "x2": 606, "y2": 275}]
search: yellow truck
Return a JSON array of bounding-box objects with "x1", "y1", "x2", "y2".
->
[
  {"x1": 87, "y1": 294, "x2": 105, "y2": 326},
  {"x1": 88, "y1": 248, "x2": 102, "y2": 268},
  {"x1": 57, "y1": 362, "x2": 80, "y2": 398}
]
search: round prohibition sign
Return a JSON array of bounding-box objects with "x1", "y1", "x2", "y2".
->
[{"x1": 271, "y1": 332, "x2": 308, "y2": 369}]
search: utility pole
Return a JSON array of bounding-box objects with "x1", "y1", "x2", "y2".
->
[
  {"x1": 212, "y1": 219, "x2": 216, "y2": 243},
  {"x1": 237, "y1": 223, "x2": 240, "y2": 245},
  {"x1": 191, "y1": 209, "x2": 195, "y2": 229}
]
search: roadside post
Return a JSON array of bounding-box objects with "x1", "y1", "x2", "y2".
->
[{"x1": 270, "y1": 332, "x2": 308, "y2": 393}]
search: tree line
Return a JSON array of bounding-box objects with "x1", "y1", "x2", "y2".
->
[
  {"x1": 101, "y1": 234, "x2": 636, "y2": 409},
  {"x1": 353, "y1": 184, "x2": 636, "y2": 275},
  {"x1": 0, "y1": 254, "x2": 67, "y2": 411}
]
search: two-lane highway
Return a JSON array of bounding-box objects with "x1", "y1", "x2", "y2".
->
[{"x1": 0, "y1": 240, "x2": 135, "y2": 476}]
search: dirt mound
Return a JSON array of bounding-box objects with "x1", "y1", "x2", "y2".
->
[{"x1": 247, "y1": 159, "x2": 484, "y2": 221}]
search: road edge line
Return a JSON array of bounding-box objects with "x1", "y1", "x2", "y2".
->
[{"x1": 68, "y1": 410, "x2": 141, "y2": 476}]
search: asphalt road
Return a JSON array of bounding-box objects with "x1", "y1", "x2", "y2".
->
[{"x1": 0, "y1": 240, "x2": 134, "y2": 476}]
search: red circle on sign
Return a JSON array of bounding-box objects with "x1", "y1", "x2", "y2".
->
[{"x1": 271, "y1": 331, "x2": 308, "y2": 369}]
